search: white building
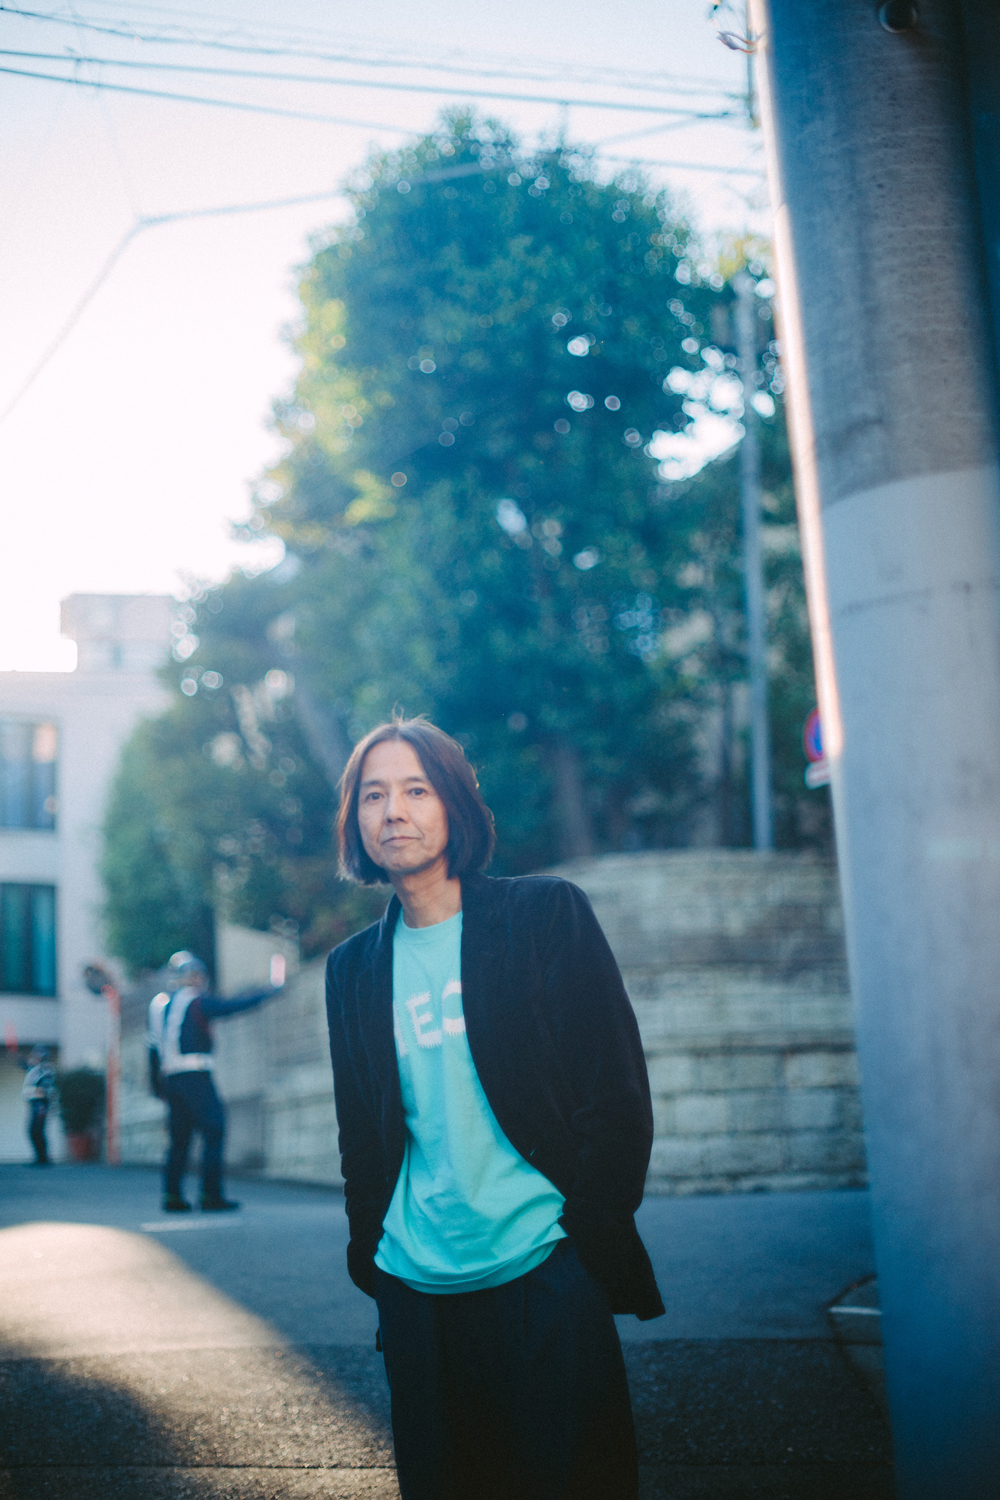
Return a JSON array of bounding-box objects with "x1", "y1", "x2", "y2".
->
[{"x1": 0, "y1": 594, "x2": 173, "y2": 1157}]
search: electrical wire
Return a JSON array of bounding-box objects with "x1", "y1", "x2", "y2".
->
[
  {"x1": 1, "y1": 64, "x2": 761, "y2": 178},
  {"x1": 595, "y1": 117, "x2": 728, "y2": 148},
  {"x1": 0, "y1": 162, "x2": 517, "y2": 426},
  {"x1": 0, "y1": 187, "x2": 346, "y2": 427},
  {"x1": 0, "y1": 6, "x2": 759, "y2": 425},
  {"x1": 0, "y1": 64, "x2": 418, "y2": 129},
  {"x1": 0, "y1": 49, "x2": 740, "y2": 119},
  {"x1": 1, "y1": 63, "x2": 762, "y2": 180},
  {"x1": 0, "y1": 222, "x2": 143, "y2": 427},
  {"x1": 598, "y1": 153, "x2": 763, "y2": 175},
  {"x1": 0, "y1": 5, "x2": 736, "y2": 98}
]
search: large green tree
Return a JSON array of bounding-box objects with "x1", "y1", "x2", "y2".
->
[
  {"x1": 102, "y1": 114, "x2": 826, "y2": 974},
  {"x1": 255, "y1": 114, "x2": 721, "y2": 866}
]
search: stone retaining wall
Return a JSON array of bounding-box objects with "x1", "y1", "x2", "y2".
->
[
  {"x1": 552, "y1": 851, "x2": 864, "y2": 1194},
  {"x1": 119, "y1": 851, "x2": 865, "y2": 1195}
]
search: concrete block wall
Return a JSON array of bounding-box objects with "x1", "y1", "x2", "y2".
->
[
  {"x1": 119, "y1": 852, "x2": 865, "y2": 1197},
  {"x1": 257, "y1": 960, "x2": 342, "y2": 1185},
  {"x1": 552, "y1": 851, "x2": 866, "y2": 1195}
]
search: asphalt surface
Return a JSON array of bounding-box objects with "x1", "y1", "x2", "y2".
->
[{"x1": 0, "y1": 1165, "x2": 894, "y2": 1498}]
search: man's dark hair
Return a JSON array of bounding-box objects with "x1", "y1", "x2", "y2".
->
[{"x1": 337, "y1": 716, "x2": 496, "y2": 885}]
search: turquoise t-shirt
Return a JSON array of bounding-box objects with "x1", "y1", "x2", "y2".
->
[{"x1": 375, "y1": 908, "x2": 566, "y2": 1293}]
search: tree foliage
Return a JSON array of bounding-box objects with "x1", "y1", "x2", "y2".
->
[
  {"x1": 102, "y1": 113, "x2": 828, "y2": 975},
  {"x1": 258, "y1": 114, "x2": 728, "y2": 866}
]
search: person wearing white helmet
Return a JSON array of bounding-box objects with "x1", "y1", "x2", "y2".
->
[
  {"x1": 20, "y1": 1045, "x2": 56, "y2": 1165},
  {"x1": 148, "y1": 949, "x2": 284, "y2": 1212}
]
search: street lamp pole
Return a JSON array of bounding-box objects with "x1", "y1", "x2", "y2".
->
[
  {"x1": 751, "y1": 2, "x2": 1000, "y2": 1494},
  {"x1": 735, "y1": 270, "x2": 774, "y2": 851}
]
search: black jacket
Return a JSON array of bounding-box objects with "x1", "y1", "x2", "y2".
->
[{"x1": 325, "y1": 871, "x2": 665, "y2": 1321}]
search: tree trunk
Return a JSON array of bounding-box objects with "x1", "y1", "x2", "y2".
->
[
  {"x1": 716, "y1": 681, "x2": 737, "y2": 847},
  {"x1": 550, "y1": 740, "x2": 595, "y2": 861},
  {"x1": 293, "y1": 682, "x2": 353, "y2": 789}
]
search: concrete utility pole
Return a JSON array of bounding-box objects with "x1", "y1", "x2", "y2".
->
[
  {"x1": 734, "y1": 271, "x2": 774, "y2": 851},
  {"x1": 750, "y1": 3, "x2": 1000, "y2": 1495}
]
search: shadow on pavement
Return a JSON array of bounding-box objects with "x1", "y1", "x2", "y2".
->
[
  {"x1": 0, "y1": 1176, "x2": 398, "y2": 1500},
  {"x1": 0, "y1": 1165, "x2": 894, "y2": 1499},
  {"x1": 0, "y1": 1341, "x2": 397, "y2": 1500}
]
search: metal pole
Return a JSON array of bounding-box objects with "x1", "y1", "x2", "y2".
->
[
  {"x1": 735, "y1": 271, "x2": 774, "y2": 851},
  {"x1": 751, "y1": 2, "x2": 1000, "y2": 1495},
  {"x1": 745, "y1": 0, "x2": 758, "y2": 126},
  {"x1": 960, "y1": 0, "x2": 1000, "y2": 374},
  {"x1": 103, "y1": 982, "x2": 120, "y2": 1166}
]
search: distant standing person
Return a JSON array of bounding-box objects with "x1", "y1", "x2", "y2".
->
[
  {"x1": 326, "y1": 718, "x2": 664, "y2": 1500},
  {"x1": 148, "y1": 950, "x2": 284, "y2": 1213},
  {"x1": 20, "y1": 1045, "x2": 56, "y2": 1166}
]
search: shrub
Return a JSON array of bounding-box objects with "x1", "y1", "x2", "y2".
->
[{"x1": 57, "y1": 1069, "x2": 105, "y2": 1134}]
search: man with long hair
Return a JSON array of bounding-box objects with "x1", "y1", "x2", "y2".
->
[{"x1": 326, "y1": 717, "x2": 663, "y2": 1500}]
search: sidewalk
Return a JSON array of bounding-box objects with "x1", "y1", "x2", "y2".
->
[{"x1": 0, "y1": 1165, "x2": 893, "y2": 1499}]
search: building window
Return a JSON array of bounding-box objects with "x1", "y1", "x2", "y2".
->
[
  {"x1": 0, "y1": 721, "x2": 58, "y2": 830},
  {"x1": 0, "y1": 884, "x2": 57, "y2": 995}
]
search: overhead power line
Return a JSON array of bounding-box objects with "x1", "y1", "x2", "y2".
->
[
  {"x1": 0, "y1": 49, "x2": 741, "y2": 119},
  {"x1": 1, "y1": 59, "x2": 763, "y2": 173},
  {"x1": 2, "y1": 64, "x2": 762, "y2": 176},
  {"x1": 0, "y1": 188, "x2": 344, "y2": 427},
  {"x1": 0, "y1": 5, "x2": 736, "y2": 99},
  {"x1": 596, "y1": 118, "x2": 723, "y2": 147},
  {"x1": 0, "y1": 162, "x2": 508, "y2": 427},
  {"x1": 599, "y1": 154, "x2": 763, "y2": 176},
  {"x1": 0, "y1": 64, "x2": 416, "y2": 129}
]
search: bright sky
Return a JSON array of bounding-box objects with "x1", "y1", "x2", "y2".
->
[{"x1": 0, "y1": 0, "x2": 767, "y2": 670}]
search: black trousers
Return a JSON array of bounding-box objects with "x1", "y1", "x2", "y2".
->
[
  {"x1": 163, "y1": 1072, "x2": 225, "y2": 1200},
  {"x1": 374, "y1": 1238, "x2": 638, "y2": 1500},
  {"x1": 27, "y1": 1101, "x2": 49, "y2": 1164}
]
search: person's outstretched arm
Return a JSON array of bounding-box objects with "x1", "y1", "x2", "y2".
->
[{"x1": 199, "y1": 985, "x2": 281, "y2": 1019}]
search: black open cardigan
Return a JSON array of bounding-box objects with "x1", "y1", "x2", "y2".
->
[{"x1": 325, "y1": 870, "x2": 665, "y2": 1321}]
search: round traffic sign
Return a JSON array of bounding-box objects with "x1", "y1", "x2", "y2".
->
[{"x1": 803, "y1": 708, "x2": 823, "y2": 763}]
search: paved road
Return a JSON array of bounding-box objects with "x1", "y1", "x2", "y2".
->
[{"x1": 0, "y1": 1165, "x2": 893, "y2": 1498}]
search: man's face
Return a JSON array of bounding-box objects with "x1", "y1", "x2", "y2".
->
[{"x1": 357, "y1": 740, "x2": 450, "y2": 879}]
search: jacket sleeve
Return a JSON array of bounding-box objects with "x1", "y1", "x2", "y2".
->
[
  {"x1": 325, "y1": 949, "x2": 386, "y2": 1299},
  {"x1": 542, "y1": 881, "x2": 664, "y2": 1318},
  {"x1": 200, "y1": 988, "x2": 277, "y2": 1019}
]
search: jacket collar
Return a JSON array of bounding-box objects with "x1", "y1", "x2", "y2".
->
[
  {"x1": 372, "y1": 871, "x2": 495, "y2": 946},
  {"x1": 368, "y1": 870, "x2": 503, "y2": 1010}
]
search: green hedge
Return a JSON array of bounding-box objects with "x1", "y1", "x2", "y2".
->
[{"x1": 57, "y1": 1069, "x2": 105, "y2": 1134}]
